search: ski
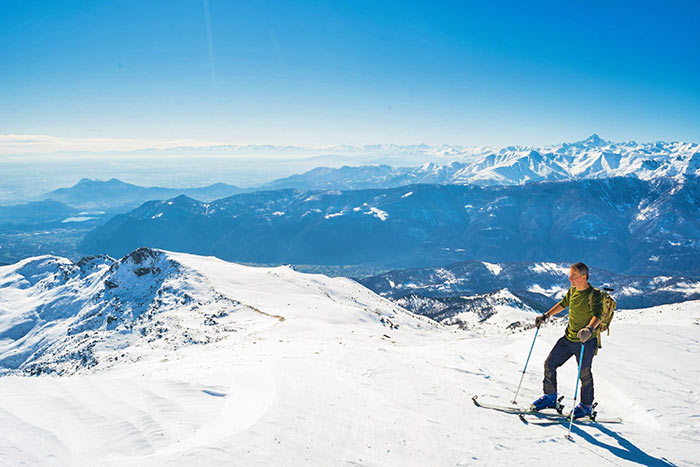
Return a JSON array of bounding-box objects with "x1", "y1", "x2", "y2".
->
[
  {"x1": 472, "y1": 395, "x2": 622, "y2": 424},
  {"x1": 471, "y1": 395, "x2": 563, "y2": 417},
  {"x1": 519, "y1": 412, "x2": 623, "y2": 425}
]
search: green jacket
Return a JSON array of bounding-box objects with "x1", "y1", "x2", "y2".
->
[{"x1": 558, "y1": 285, "x2": 603, "y2": 342}]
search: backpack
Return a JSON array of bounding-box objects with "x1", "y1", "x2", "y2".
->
[{"x1": 589, "y1": 287, "x2": 616, "y2": 352}]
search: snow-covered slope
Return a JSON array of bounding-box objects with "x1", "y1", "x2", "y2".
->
[
  {"x1": 0, "y1": 248, "x2": 423, "y2": 376},
  {"x1": 0, "y1": 251, "x2": 698, "y2": 465}
]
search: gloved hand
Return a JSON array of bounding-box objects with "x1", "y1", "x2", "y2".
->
[
  {"x1": 535, "y1": 314, "x2": 547, "y2": 328},
  {"x1": 577, "y1": 326, "x2": 594, "y2": 343}
]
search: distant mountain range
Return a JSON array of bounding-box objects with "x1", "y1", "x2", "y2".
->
[
  {"x1": 79, "y1": 176, "x2": 700, "y2": 277},
  {"x1": 38, "y1": 135, "x2": 700, "y2": 209},
  {"x1": 42, "y1": 178, "x2": 244, "y2": 210},
  {"x1": 82, "y1": 136, "x2": 698, "y2": 183},
  {"x1": 3, "y1": 135, "x2": 698, "y2": 276},
  {"x1": 260, "y1": 135, "x2": 700, "y2": 190},
  {"x1": 358, "y1": 260, "x2": 700, "y2": 310}
]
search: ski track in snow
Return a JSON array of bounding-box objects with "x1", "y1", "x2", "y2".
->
[{"x1": 0, "y1": 252, "x2": 698, "y2": 466}]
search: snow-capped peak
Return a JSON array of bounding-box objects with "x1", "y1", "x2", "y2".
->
[{"x1": 581, "y1": 133, "x2": 608, "y2": 146}]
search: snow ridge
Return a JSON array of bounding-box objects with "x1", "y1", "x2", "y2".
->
[{"x1": 0, "y1": 248, "x2": 427, "y2": 376}]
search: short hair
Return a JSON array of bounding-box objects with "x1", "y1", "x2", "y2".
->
[{"x1": 571, "y1": 262, "x2": 589, "y2": 278}]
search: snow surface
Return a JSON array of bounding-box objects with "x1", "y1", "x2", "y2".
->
[
  {"x1": 0, "y1": 251, "x2": 698, "y2": 465},
  {"x1": 530, "y1": 262, "x2": 571, "y2": 276},
  {"x1": 61, "y1": 216, "x2": 97, "y2": 223},
  {"x1": 482, "y1": 262, "x2": 502, "y2": 276},
  {"x1": 527, "y1": 284, "x2": 569, "y2": 297},
  {"x1": 367, "y1": 207, "x2": 389, "y2": 221},
  {"x1": 659, "y1": 282, "x2": 700, "y2": 297}
]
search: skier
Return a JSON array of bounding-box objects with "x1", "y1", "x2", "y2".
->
[{"x1": 530, "y1": 262, "x2": 602, "y2": 419}]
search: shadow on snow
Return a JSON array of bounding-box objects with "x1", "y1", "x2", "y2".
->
[{"x1": 532, "y1": 421, "x2": 676, "y2": 466}]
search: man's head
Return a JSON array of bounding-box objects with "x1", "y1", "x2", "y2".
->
[{"x1": 569, "y1": 262, "x2": 590, "y2": 290}]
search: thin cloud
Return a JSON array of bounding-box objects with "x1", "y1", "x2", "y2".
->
[{"x1": 0, "y1": 134, "x2": 222, "y2": 155}]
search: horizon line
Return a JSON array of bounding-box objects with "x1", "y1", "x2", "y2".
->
[{"x1": 1, "y1": 133, "x2": 698, "y2": 158}]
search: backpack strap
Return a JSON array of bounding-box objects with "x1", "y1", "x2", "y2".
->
[{"x1": 587, "y1": 287, "x2": 603, "y2": 353}]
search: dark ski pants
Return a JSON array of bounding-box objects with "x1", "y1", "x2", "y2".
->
[{"x1": 543, "y1": 335, "x2": 597, "y2": 406}]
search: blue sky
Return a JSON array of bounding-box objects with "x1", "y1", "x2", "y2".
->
[{"x1": 1, "y1": 0, "x2": 699, "y2": 148}]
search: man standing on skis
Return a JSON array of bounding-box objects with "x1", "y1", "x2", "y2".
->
[{"x1": 530, "y1": 262, "x2": 602, "y2": 419}]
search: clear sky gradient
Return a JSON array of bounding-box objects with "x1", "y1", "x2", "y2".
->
[{"x1": 2, "y1": 0, "x2": 699, "y2": 148}]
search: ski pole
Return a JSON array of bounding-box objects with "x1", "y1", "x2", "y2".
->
[
  {"x1": 566, "y1": 343, "x2": 586, "y2": 440},
  {"x1": 512, "y1": 326, "x2": 539, "y2": 405}
]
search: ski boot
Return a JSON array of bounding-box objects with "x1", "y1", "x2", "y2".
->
[
  {"x1": 571, "y1": 402, "x2": 593, "y2": 420},
  {"x1": 530, "y1": 394, "x2": 564, "y2": 413}
]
